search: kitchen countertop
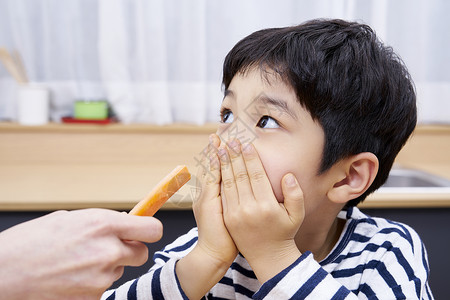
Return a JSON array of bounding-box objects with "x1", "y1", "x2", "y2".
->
[{"x1": 1, "y1": 122, "x2": 449, "y2": 211}]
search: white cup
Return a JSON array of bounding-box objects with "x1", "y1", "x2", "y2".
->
[{"x1": 17, "y1": 85, "x2": 50, "y2": 125}]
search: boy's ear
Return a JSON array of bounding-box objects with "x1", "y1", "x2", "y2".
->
[{"x1": 327, "y1": 152, "x2": 379, "y2": 204}]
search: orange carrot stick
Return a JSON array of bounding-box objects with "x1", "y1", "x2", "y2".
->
[{"x1": 129, "y1": 165, "x2": 191, "y2": 216}]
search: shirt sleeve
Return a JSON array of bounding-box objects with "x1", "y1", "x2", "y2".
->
[{"x1": 101, "y1": 258, "x2": 188, "y2": 300}]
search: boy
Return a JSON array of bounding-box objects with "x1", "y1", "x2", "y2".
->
[{"x1": 103, "y1": 19, "x2": 433, "y2": 299}]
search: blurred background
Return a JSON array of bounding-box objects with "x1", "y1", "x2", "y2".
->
[
  {"x1": 0, "y1": 0, "x2": 449, "y2": 124},
  {"x1": 1, "y1": 1, "x2": 450, "y2": 297}
]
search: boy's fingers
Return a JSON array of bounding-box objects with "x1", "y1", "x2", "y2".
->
[
  {"x1": 218, "y1": 147, "x2": 239, "y2": 207},
  {"x1": 281, "y1": 173, "x2": 305, "y2": 224},
  {"x1": 195, "y1": 148, "x2": 208, "y2": 191},
  {"x1": 198, "y1": 152, "x2": 221, "y2": 202},
  {"x1": 241, "y1": 143, "x2": 273, "y2": 201},
  {"x1": 227, "y1": 140, "x2": 253, "y2": 203},
  {"x1": 206, "y1": 152, "x2": 221, "y2": 185},
  {"x1": 195, "y1": 134, "x2": 221, "y2": 200},
  {"x1": 209, "y1": 133, "x2": 221, "y2": 149}
]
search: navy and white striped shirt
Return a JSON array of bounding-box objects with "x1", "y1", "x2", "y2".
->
[{"x1": 102, "y1": 207, "x2": 433, "y2": 299}]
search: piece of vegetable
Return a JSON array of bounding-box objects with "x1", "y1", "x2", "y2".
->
[{"x1": 129, "y1": 165, "x2": 191, "y2": 216}]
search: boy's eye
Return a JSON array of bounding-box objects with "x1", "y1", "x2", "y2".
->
[
  {"x1": 257, "y1": 116, "x2": 279, "y2": 129},
  {"x1": 221, "y1": 109, "x2": 234, "y2": 123}
]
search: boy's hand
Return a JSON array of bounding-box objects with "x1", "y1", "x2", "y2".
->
[
  {"x1": 176, "y1": 134, "x2": 237, "y2": 300},
  {"x1": 219, "y1": 139, "x2": 305, "y2": 283},
  {"x1": 192, "y1": 134, "x2": 238, "y2": 266}
]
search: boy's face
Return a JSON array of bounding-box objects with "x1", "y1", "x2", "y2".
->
[{"x1": 217, "y1": 68, "x2": 331, "y2": 211}]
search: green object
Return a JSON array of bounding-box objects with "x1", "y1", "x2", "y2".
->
[{"x1": 74, "y1": 101, "x2": 108, "y2": 120}]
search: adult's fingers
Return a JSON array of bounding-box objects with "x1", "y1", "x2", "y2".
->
[
  {"x1": 116, "y1": 240, "x2": 150, "y2": 267},
  {"x1": 113, "y1": 214, "x2": 163, "y2": 243},
  {"x1": 112, "y1": 266, "x2": 126, "y2": 283}
]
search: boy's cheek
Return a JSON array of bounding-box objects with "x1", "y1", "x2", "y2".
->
[
  {"x1": 256, "y1": 151, "x2": 288, "y2": 202},
  {"x1": 213, "y1": 135, "x2": 291, "y2": 202},
  {"x1": 252, "y1": 140, "x2": 301, "y2": 203},
  {"x1": 272, "y1": 181, "x2": 284, "y2": 202}
]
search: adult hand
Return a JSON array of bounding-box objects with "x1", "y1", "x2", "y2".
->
[
  {"x1": 219, "y1": 139, "x2": 305, "y2": 283},
  {"x1": 0, "y1": 208, "x2": 162, "y2": 300}
]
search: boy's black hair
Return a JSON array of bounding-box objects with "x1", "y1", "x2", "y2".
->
[{"x1": 222, "y1": 19, "x2": 417, "y2": 206}]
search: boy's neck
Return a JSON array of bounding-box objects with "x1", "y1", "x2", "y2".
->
[{"x1": 295, "y1": 205, "x2": 346, "y2": 262}]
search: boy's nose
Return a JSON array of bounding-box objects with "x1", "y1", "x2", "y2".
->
[{"x1": 216, "y1": 120, "x2": 257, "y2": 148}]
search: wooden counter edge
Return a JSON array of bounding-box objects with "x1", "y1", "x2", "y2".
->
[
  {"x1": 0, "y1": 122, "x2": 219, "y2": 134},
  {"x1": 1, "y1": 122, "x2": 448, "y2": 134},
  {"x1": 2, "y1": 193, "x2": 450, "y2": 211},
  {"x1": 0, "y1": 200, "x2": 194, "y2": 212},
  {"x1": 360, "y1": 192, "x2": 450, "y2": 208}
]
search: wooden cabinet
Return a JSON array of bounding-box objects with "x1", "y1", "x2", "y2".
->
[
  {"x1": 1, "y1": 123, "x2": 450, "y2": 210},
  {"x1": 1, "y1": 122, "x2": 449, "y2": 298}
]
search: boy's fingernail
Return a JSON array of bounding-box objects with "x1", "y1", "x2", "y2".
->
[
  {"x1": 227, "y1": 139, "x2": 239, "y2": 150},
  {"x1": 285, "y1": 174, "x2": 297, "y2": 187},
  {"x1": 242, "y1": 143, "x2": 253, "y2": 154},
  {"x1": 209, "y1": 153, "x2": 218, "y2": 166},
  {"x1": 218, "y1": 147, "x2": 227, "y2": 159}
]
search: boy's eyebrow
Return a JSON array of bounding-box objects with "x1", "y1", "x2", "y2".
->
[
  {"x1": 254, "y1": 93, "x2": 298, "y2": 120},
  {"x1": 223, "y1": 89, "x2": 234, "y2": 99},
  {"x1": 223, "y1": 89, "x2": 298, "y2": 120}
]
